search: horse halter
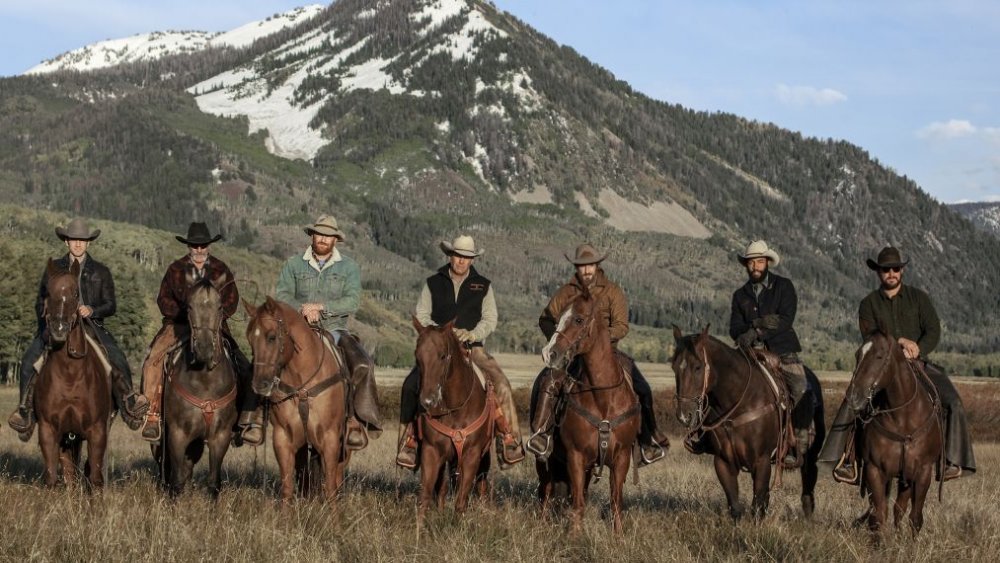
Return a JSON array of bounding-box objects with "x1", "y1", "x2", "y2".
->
[
  {"x1": 674, "y1": 345, "x2": 711, "y2": 427},
  {"x1": 421, "y1": 333, "x2": 475, "y2": 416},
  {"x1": 188, "y1": 305, "x2": 224, "y2": 369},
  {"x1": 552, "y1": 304, "x2": 597, "y2": 365},
  {"x1": 852, "y1": 339, "x2": 919, "y2": 417},
  {"x1": 44, "y1": 275, "x2": 80, "y2": 339},
  {"x1": 252, "y1": 313, "x2": 289, "y2": 388}
]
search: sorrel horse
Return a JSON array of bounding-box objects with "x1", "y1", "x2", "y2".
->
[
  {"x1": 34, "y1": 259, "x2": 112, "y2": 488},
  {"x1": 536, "y1": 287, "x2": 640, "y2": 533},
  {"x1": 244, "y1": 297, "x2": 349, "y2": 502},
  {"x1": 411, "y1": 318, "x2": 494, "y2": 520},
  {"x1": 671, "y1": 326, "x2": 824, "y2": 519},
  {"x1": 844, "y1": 330, "x2": 943, "y2": 536},
  {"x1": 156, "y1": 274, "x2": 238, "y2": 498}
]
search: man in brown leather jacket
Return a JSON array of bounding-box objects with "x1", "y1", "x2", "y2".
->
[{"x1": 527, "y1": 243, "x2": 669, "y2": 465}]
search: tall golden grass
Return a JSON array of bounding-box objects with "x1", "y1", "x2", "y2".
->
[{"x1": 0, "y1": 372, "x2": 997, "y2": 562}]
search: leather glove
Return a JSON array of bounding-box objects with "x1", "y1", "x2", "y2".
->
[
  {"x1": 752, "y1": 314, "x2": 781, "y2": 330},
  {"x1": 453, "y1": 328, "x2": 476, "y2": 343},
  {"x1": 736, "y1": 328, "x2": 758, "y2": 348}
]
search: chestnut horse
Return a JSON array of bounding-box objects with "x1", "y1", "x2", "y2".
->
[
  {"x1": 671, "y1": 326, "x2": 823, "y2": 519},
  {"x1": 412, "y1": 318, "x2": 494, "y2": 521},
  {"x1": 844, "y1": 330, "x2": 943, "y2": 536},
  {"x1": 34, "y1": 259, "x2": 112, "y2": 488},
  {"x1": 244, "y1": 297, "x2": 349, "y2": 502},
  {"x1": 537, "y1": 287, "x2": 640, "y2": 533},
  {"x1": 156, "y1": 275, "x2": 238, "y2": 498}
]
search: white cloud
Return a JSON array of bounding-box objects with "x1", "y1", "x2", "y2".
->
[
  {"x1": 916, "y1": 119, "x2": 977, "y2": 140},
  {"x1": 774, "y1": 84, "x2": 847, "y2": 106}
]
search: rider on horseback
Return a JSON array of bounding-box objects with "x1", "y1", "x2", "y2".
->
[
  {"x1": 396, "y1": 235, "x2": 526, "y2": 469},
  {"x1": 8, "y1": 218, "x2": 149, "y2": 440},
  {"x1": 139, "y1": 222, "x2": 257, "y2": 444},
  {"x1": 819, "y1": 246, "x2": 975, "y2": 482},
  {"x1": 527, "y1": 243, "x2": 670, "y2": 465}
]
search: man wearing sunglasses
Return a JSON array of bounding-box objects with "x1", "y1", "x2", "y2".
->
[{"x1": 820, "y1": 246, "x2": 975, "y2": 481}]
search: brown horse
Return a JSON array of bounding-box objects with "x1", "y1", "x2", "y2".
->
[
  {"x1": 244, "y1": 297, "x2": 349, "y2": 503},
  {"x1": 844, "y1": 330, "x2": 943, "y2": 536},
  {"x1": 671, "y1": 326, "x2": 823, "y2": 519},
  {"x1": 156, "y1": 275, "x2": 238, "y2": 498},
  {"x1": 536, "y1": 286, "x2": 640, "y2": 533},
  {"x1": 411, "y1": 318, "x2": 494, "y2": 521},
  {"x1": 34, "y1": 259, "x2": 112, "y2": 488}
]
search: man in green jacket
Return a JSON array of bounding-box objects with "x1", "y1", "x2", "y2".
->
[
  {"x1": 271, "y1": 215, "x2": 381, "y2": 449},
  {"x1": 819, "y1": 246, "x2": 975, "y2": 481}
]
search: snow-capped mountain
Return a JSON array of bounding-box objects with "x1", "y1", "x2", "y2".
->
[
  {"x1": 949, "y1": 201, "x2": 1000, "y2": 239},
  {"x1": 25, "y1": 5, "x2": 326, "y2": 75}
]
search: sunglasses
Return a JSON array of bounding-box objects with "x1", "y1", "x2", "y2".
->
[
  {"x1": 188, "y1": 244, "x2": 209, "y2": 250},
  {"x1": 879, "y1": 266, "x2": 902, "y2": 274}
]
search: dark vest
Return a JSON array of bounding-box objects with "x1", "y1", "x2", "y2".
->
[{"x1": 426, "y1": 265, "x2": 491, "y2": 333}]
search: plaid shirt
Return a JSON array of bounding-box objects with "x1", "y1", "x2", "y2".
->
[{"x1": 157, "y1": 255, "x2": 239, "y2": 334}]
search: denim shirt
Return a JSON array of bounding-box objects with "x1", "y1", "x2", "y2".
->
[{"x1": 275, "y1": 247, "x2": 361, "y2": 332}]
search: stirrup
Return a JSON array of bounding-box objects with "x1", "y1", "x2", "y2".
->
[
  {"x1": 640, "y1": 441, "x2": 667, "y2": 466},
  {"x1": 140, "y1": 415, "x2": 162, "y2": 443},
  {"x1": 497, "y1": 434, "x2": 525, "y2": 467},
  {"x1": 833, "y1": 459, "x2": 859, "y2": 484},
  {"x1": 346, "y1": 421, "x2": 369, "y2": 451},
  {"x1": 525, "y1": 428, "x2": 553, "y2": 460}
]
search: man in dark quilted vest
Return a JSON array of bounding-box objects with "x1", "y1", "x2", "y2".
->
[{"x1": 395, "y1": 235, "x2": 525, "y2": 470}]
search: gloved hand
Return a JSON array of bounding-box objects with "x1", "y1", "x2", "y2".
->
[
  {"x1": 736, "y1": 328, "x2": 758, "y2": 348},
  {"x1": 752, "y1": 314, "x2": 781, "y2": 330},
  {"x1": 453, "y1": 328, "x2": 476, "y2": 343}
]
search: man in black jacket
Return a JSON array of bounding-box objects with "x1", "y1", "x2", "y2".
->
[
  {"x1": 7, "y1": 218, "x2": 149, "y2": 440},
  {"x1": 727, "y1": 240, "x2": 812, "y2": 466}
]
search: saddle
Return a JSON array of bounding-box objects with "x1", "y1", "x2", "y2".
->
[{"x1": 37, "y1": 323, "x2": 113, "y2": 382}]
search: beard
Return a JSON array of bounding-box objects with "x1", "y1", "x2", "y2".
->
[
  {"x1": 748, "y1": 266, "x2": 769, "y2": 283},
  {"x1": 312, "y1": 240, "x2": 333, "y2": 256},
  {"x1": 881, "y1": 277, "x2": 901, "y2": 291}
]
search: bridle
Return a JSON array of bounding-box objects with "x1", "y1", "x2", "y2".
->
[
  {"x1": 674, "y1": 339, "x2": 754, "y2": 431},
  {"x1": 852, "y1": 337, "x2": 921, "y2": 419},
  {"x1": 420, "y1": 331, "x2": 476, "y2": 417}
]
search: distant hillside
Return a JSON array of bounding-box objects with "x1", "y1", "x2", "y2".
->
[{"x1": 949, "y1": 201, "x2": 1000, "y2": 239}]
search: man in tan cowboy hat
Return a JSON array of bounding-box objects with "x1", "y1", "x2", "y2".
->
[
  {"x1": 527, "y1": 243, "x2": 670, "y2": 465},
  {"x1": 8, "y1": 218, "x2": 149, "y2": 440},
  {"x1": 396, "y1": 234, "x2": 525, "y2": 469},
  {"x1": 721, "y1": 239, "x2": 813, "y2": 466},
  {"x1": 819, "y1": 246, "x2": 975, "y2": 482},
  {"x1": 273, "y1": 214, "x2": 382, "y2": 450},
  {"x1": 139, "y1": 222, "x2": 258, "y2": 444}
]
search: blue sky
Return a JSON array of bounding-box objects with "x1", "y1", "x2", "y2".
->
[{"x1": 1, "y1": 0, "x2": 997, "y2": 203}]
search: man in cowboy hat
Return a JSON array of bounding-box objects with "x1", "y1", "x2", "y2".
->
[
  {"x1": 138, "y1": 222, "x2": 258, "y2": 444},
  {"x1": 395, "y1": 235, "x2": 525, "y2": 469},
  {"x1": 722, "y1": 240, "x2": 813, "y2": 466},
  {"x1": 8, "y1": 218, "x2": 149, "y2": 439},
  {"x1": 273, "y1": 214, "x2": 382, "y2": 450},
  {"x1": 527, "y1": 243, "x2": 670, "y2": 465},
  {"x1": 819, "y1": 246, "x2": 975, "y2": 481}
]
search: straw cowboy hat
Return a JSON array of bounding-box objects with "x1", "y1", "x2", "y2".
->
[
  {"x1": 440, "y1": 235, "x2": 483, "y2": 258},
  {"x1": 565, "y1": 243, "x2": 606, "y2": 266},
  {"x1": 175, "y1": 222, "x2": 223, "y2": 246},
  {"x1": 737, "y1": 240, "x2": 780, "y2": 267},
  {"x1": 303, "y1": 215, "x2": 346, "y2": 241},
  {"x1": 866, "y1": 246, "x2": 909, "y2": 271},
  {"x1": 55, "y1": 218, "x2": 101, "y2": 241}
]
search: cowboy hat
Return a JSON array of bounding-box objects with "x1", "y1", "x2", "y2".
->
[
  {"x1": 440, "y1": 235, "x2": 483, "y2": 258},
  {"x1": 304, "y1": 215, "x2": 345, "y2": 241},
  {"x1": 737, "y1": 240, "x2": 780, "y2": 267},
  {"x1": 175, "y1": 222, "x2": 223, "y2": 246},
  {"x1": 565, "y1": 243, "x2": 605, "y2": 266},
  {"x1": 866, "y1": 246, "x2": 909, "y2": 271},
  {"x1": 55, "y1": 218, "x2": 100, "y2": 241}
]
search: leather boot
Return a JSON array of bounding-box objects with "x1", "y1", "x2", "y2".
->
[
  {"x1": 526, "y1": 371, "x2": 562, "y2": 461},
  {"x1": 783, "y1": 427, "x2": 810, "y2": 468},
  {"x1": 683, "y1": 432, "x2": 711, "y2": 455},
  {"x1": 346, "y1": 416, "x2": 368, "y2": 450},
  {"x1": 396, "y1": 422, "x2": 418, "y2": 470},
  {"x1": 7, "y1": 376, "x2": 37, "y2": 442},
  {"x1": 237, "y1": 407, "x2": 265, "y2": 446},
  {"x1": 141, "y1": 411, "x2": 162, "y2": 442},
  {"x1": 111, "y1": 367, "x2": 149, "y2": 430},
  {"x1": 639, "y1": 430, "x2": 670, "y2": 466}
]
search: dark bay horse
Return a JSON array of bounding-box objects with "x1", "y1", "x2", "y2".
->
[
  {"x1": 244, "y1": 297, "x2": 349, "y2": 503},
  {"x1": 411, "y1": 318, "x2": 494, "y2": 521},
  {"x1": 537, "y1": 287, "x2": 640, "y2": 533},
  {"x1": 34, "y1": 259, "x2": 113, "y2": 488},
  {"x1": 671, "y1": 326, "x2": 823, "y2": 519},
  {"x1": 844, "y1": 330, "x2": 943, "y2": 536},
  {"x1": 156, "y1": 274, "x2": 238, "y2": 497}
]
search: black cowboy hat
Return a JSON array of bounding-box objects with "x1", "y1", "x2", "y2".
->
[
  {"x1": 176, "y1": 222, "x2": 223, "y2": 246},
  {"x1": 866, "y1": 246, "x2": 909, "y2": 271}
]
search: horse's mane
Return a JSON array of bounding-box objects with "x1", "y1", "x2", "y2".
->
[{"x1": 671, "y1": 333, "x2": 729, "y2": 362}]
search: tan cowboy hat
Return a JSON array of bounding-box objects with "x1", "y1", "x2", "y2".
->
[
  {"x1": 866, "y1": 246, "x2": 909, "y2": 271},
  {"x1": 176, "y1": 222, "x2": 223, "y2": 246},
  {"x1": 304, "y1": 215, "x2": 345, "y2": 241},
  {"x1": 565, "y1": 243, "x2": 605, "y2": 266},
  {"x1": 737, "y1": 240, "x2": 780, "y2": 267},
  {"x1": 440, "y1": 235, "x2": 483, "y2": 258},
  {"x1": 55, "y1": 218, "x2": 101, "y2": 241}
]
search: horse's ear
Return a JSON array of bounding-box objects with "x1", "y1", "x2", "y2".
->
[
  {"x1": 698, "y1": 324, "x2": 711, "y2": 342},
  {"x1": 69, "y1": 258, "x2": 80, "y2": 278},
  {"x1": 242, "y1": 298, "x2": 256, "y2": 319},
  {"x1": 672, "y1": 324, "x2": 683, "y2": 341},
  {"x1": 264, "y1": 295, "x2": 277, "y2": 312},
  {"x1": 46, "y1": 258, "x2": 59, "y2": 278},
  {"x1": 212, "y1": 271, "x2": 230, "y2": 290},
  {"x1": 443, "y1": 319, "x2": 456, "y2": 333},
  {"x1": 580, "y1": 282, "x2": 592, "y2": 301},
  {"x1": 184, "y1": 265, "x2": 198, "y2": 287},
  {"x1": 412, "y1": 315, "x2": 425, "y2": 333}
]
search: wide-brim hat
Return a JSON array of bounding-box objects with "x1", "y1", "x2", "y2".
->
[
  {"x1": 440, "y1": 235, "x2": 483, "y2": 258},
  {"x1": 866, "y1": 246, "x2": 909, "y2": 271},
  {"x1": 565, "y1": 243, "x2": 605, "y2": 266},
  {"x1": 55, "y1": 218, "x2": 100, "y2": 241},
  {"x1": 176, "y1": 222, "x2": 223, "y2": 246},
  {"x1": 304, "y1": 215, "x2": 345, "y2": 241},
  {"x1": 737, "y1": 240, "x2": 780, "y2": 267}
]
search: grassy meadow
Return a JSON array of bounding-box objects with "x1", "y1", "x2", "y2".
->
[{"x1": 1, "y1": 359, "x2": 998, "y2": 562}]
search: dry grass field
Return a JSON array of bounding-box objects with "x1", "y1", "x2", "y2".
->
[{"x1": 1, "y1": 359, "x2": 998, "y2": 562}]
